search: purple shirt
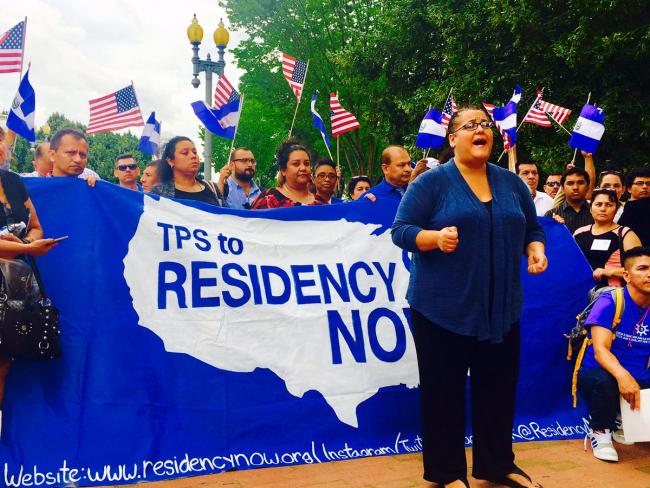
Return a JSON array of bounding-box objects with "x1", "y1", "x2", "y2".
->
[{"x1": 581, "y1": 287, "x2": 650, "y2": 382}]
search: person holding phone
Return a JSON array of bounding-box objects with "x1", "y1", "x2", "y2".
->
[
  {"x1": 0, "y1": 168, "x2": 58, "y2": 434},
  {"x1": 391, "y1": 105, "x2": 546, "y2": 488}
]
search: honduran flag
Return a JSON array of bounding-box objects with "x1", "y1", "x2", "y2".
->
[
  {"x1": 568, "y1": 104, "x2": 605, "y2": 154},
  {"x1": 415, "y1": 108, "x2": 446, "y2": 150},
  {"x1": 491, "y1": 85, "x2": 521, "y2": 150}
]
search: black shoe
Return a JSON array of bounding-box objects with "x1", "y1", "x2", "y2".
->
[{"x1": 486, "y1": 466, "x2": 542, "y2": 488}]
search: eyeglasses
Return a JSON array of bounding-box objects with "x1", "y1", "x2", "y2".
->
[
  {"x1": 632, "y1": 180, "x2": 650, "y2": 187},
  {"x1": 315, "y1": 173, "x2": 338, "y2": 181},
  {"x1": 233, "y1": 158, "x2": 256, "y2": 164},
  {"x1": 545, "y1": 181, "x2": 561, "y2": 187},
  {"x1": 450, "y1": 120, "x2": 493, "y2": 133},
  {"x1": 350, "y1": 175, "x2": 369, "y2": 181},
  {"x1": 117, "y1": 163, "x2": 138, "y2": 171},
  {"x1": 599, "y1": 170, "x2": 622, "y2": 177}
]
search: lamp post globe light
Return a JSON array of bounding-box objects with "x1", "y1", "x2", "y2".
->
[{"x1": 187, "y1": 14, "x2": 229, "y2": 180}]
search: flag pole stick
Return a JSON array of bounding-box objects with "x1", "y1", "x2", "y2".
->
[
  {"x1": 288, "y1": 59, "x2": 309, "y2": 138},
  {"x1": 130, "y1": 80, "x2": 145, "y2": 126},
  {"x1": 323, "y1": 134, "x2": 334, "y2": 160},
  {"x1": 516, "y1": 88, "x2": 541, "y2": 132},
  {"x1": 155, "y1": 120, "x2": 162, "y2": 159},
  {"x1": 546, "y1": 111, "x2": 572, "y2": 136},
  {"x1": 571, "y1": 92, "x2": 591, "y2": 163},
  {"x1": 19, "y1": 17, "x2": 27, "y2": 80},
  {"x1": 336, "y1": 136, "x2": 340, "y2": 168}
]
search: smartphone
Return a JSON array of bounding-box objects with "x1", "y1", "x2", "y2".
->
[{"x1": 52, "y1": 236, "x2": 70, "y2": 243}]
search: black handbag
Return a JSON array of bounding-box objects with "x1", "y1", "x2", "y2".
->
[{"x1": 0, "y1": 254, "x2": 60, "y2": 360}]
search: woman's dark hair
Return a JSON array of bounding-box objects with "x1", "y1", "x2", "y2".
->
[
  {"x1": 146, "y1": 159, "x2": 162, "y2": 176},
  {"x1": 591, "y1": 188, "x2": 619, "y2": 209},
  {"x1": 275, "y1": 139, "x2": 310, "y2": 171},
  {"x1": 313, "y1": 158, "x2": 337, "y2": 173},
  {"x1": 347, "y1": 175, "x2": 372, "y2": 198},
  {"x1": 447, "y1": 104, "x2": 490, "y2": 133},
  {"x1": 160, "y1": 136, "x2": 193, "y2": 183}
]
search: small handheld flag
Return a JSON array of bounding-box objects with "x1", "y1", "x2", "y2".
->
[
  {"x1": 441, "y1": 91, "x2": 457, "y2": 131},
  {"x1": 523, "y1": 90, "x2": 571, "y2": 128},
  {"x1": 7, "y1": 68, "x2": 35, "y2": 141},
  {"x1": 192, "y1": 97, "x2": 241, "y2": 140},
  {"x1": 214, "y1": 74, "x2": 239, "y2": 109},
  {"x1": 87, "y1": 84, "x2": 144, "y2": 134},
  {"x1": 281, "y1": 53, "x2": 308, "y2": 100},
  {"x1": 329, "y1": 93, "x2": 360, "y2": 137},
  {"x1": 569, "y1": 104, "x2": 605, "y2": 154},
  {"x1": 0, "y1": 21, "x2": 25, "y2": 74},
  {"x1": 416, "y1": 109, "x2": 446, "y2": 150},
  {"x1": 311, "y1": 92, "x2": 331, "y2": 148},
  {"x1": 138, "y1": 112, "x2": 161, "y2": 155},
  {"x1": 491, "y1": 85, "x2": 521, "y2": 150}
]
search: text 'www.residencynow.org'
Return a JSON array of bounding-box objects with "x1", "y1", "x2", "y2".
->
[{"x1": 3, "y1": 435, "x2": 424, "y2": 487}]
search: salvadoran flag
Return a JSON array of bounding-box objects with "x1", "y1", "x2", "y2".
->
[
  {"x1": 191, "y1": 97, "x2": 241, "y2": 140},
  {"x1": 491, "y1": 85, "x2": 521, "y2": 150},
  {"x1": 138, "y1": 111, "x2": 161, "y2": 155},
  {"x1": 415, "y1": 108, "x2": 446, "y2": 150},
  {"x1": 7, "y1": 68, "x2": 36, "y2": 142},
  {"x1": 569, "y1": 104, "x2": 605, "y2": 154}
]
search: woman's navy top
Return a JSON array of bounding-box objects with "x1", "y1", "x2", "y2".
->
[{"x1": 391, "y1": 160, "x2": 545, "y2": 343}]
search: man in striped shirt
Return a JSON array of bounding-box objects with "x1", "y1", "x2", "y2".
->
[{"x1": 544, "y1": 167, "x2": 593, "y2": 235}]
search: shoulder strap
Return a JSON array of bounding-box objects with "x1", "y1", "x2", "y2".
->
[
  {"x1": 611, "y1": 287, "x2": 625, "y2": 334},
  {"x1": 205, "y1": 181, "x2": 225, "y2": 205},
  {"x1": 25, "y1": 255, "x2": 49, "y2": 299}
]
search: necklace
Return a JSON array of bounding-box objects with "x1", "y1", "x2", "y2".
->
[{"x1": 282, "y1": 184, "x2": 310, "y2": 203}]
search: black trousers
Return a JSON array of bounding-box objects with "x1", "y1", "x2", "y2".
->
[
  {"x1": 411, "y1": 308, "x2": 520, "y2": 484},
  {"x1": 577, "y1": 367, "x2": 650, "y2": 431}
]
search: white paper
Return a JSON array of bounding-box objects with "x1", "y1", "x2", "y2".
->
[
  {"x1": 591, "y1": 239, "x2": 611, "y2": 251},
  {"x1": 620, "y1": 389, "x2": 650, "y2": 442}
]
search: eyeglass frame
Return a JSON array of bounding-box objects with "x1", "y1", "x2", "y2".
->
[
  {"x1": 448, "y1": 119, "x2": 494, "y2": 134},
  {"x1": 232, "y1": 158, "x2": 257, "y2": 164}
]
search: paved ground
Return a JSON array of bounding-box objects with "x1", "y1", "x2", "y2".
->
[{"x1": 108, "y1": 440, "x2": 650, "y2": 488}]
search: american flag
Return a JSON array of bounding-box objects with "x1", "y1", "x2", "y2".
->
[
  {"x1": 330, "y1": 93, "x2": 360, "y2": 137},
  {"x1": 523, "y1": 90, "x2": 571, "y2": 127},
  {"x1": 0, "y1": 21, "x2": 25, "y2": 74},
  {"x1": 87, "y1": 84, "x2": 144, "y2": 135},
  {"x1": 441, "y1": 91, "x2": 458, "y2": 131},
  {"x1": 482, "y1": 102, "x2": 512, "y2": 150},
  {"x1": 281, "y1": 52, "x2": 308, "y2": 99},
  {"x1": 214, "y1": 74, "x2": 240, "y2": 109}
]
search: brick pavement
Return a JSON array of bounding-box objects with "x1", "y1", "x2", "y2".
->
[{"x1": 109, "y1": 440, "x2": 650, "y2": 488}]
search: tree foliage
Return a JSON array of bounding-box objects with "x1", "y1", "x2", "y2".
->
[{"x1": 220, "y1": 0, "x2": 650, "y2": 180}]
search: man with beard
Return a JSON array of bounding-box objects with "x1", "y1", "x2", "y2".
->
[
  {"x1": 545, "y1": 167, "x2": 593, "y2": 234},
  {"x1": 225, "y1": 147, "x2": 261, "y2": 209}
]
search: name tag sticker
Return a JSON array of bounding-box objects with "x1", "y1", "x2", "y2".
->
[{"x1": 591, "y1": 239, "x2": 611, "y2": 251}]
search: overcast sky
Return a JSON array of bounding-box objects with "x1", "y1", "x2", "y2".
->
[{"x1": 0, "y1": 0, "x2": 244, "y2": 142}]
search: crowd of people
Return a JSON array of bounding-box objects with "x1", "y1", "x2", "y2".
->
[{"x1": 1, "y1": 116, "x2": 649, "y2": 486}]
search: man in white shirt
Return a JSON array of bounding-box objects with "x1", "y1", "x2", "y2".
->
[
  {"x1": 516, "y1": 161, "x2": 553, "y2": 216},
  {"x1": 21, "y1": 142, "x2": 53, "y2": 177}
]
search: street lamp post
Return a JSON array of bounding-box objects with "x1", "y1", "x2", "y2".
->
[{"x1": 187, "y1": 14, "x2": 230, "y2": 181}]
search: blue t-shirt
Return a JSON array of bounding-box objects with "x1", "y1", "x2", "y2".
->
[{"x1": 581, "y1": 287, "x2": 650, "y2": 382}]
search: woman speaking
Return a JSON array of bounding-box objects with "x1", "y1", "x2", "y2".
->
[{"x1": 392, "y1": 106, "x2": 547, "y2": 488}]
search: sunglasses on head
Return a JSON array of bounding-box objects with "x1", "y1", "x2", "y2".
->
[{"x1": 117, "y1": 163, "x2": 138, "y2": 171}]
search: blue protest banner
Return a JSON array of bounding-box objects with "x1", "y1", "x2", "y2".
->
[{"x1": 0, "y1": 178, "x2": 593, "y2": 486}]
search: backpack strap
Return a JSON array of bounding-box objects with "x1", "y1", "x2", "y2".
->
[
  {"x1": 572, "y1": 287, "x2": 625, "y2": 408},
  {"x1": 611, "y1": 287, "x2": 625, "y2": 335},
  {"x1": 205, "y1": 180, "x2": 225, "y2": 206}
]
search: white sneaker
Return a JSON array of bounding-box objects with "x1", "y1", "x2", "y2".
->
[
  {"x1": 613, "y1": 416, "x2": 635, "y2": 445},
  {"x1": 585, "y1": 430, "x2": 619, "y2": 462}
]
